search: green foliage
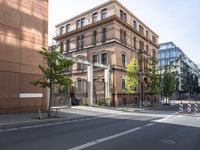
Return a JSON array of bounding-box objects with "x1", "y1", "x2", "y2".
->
[
  {"x1": 163, "y1": 66, "x2": 175, "y2": 98},
  {"x1": 146, "y1": 57, "x2": 160, "y2": 95},
  {"x1": 31, "y1": 46, "x2": 73, "y2": 117},
  {"x1": 124, "y1": 57, "x2": 138, "y2": 94}
]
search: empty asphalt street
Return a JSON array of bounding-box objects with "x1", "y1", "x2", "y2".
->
[{"x1": 0, "y1": 104, "x2": 200, "y2": 150}]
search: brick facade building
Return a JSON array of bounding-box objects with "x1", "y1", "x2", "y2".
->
[{"x1": 54, "y1": 0, "x2": 159, "y2": 106}]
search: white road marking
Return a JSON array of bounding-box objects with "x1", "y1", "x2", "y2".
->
[
  {"x1": 197, "y1": 117, "x2": 200, "y2": 120},
  {"x1": 156, "y1": 112, "x2": 179, "y2": 123},
  {"x1": 32, "y1": 125, "x2": 44, "y2": 128},
  {"x1": 20, "y1": 126, "x2": 33, "y2": 129},
  {"x1": 5, "y1": 128, "x2": 18, "y2": 131},
  {"x1": 144, "y1": 123, "x2": 155, "y2": 127},
  {"x1": 68, "y1": 127, "x2": 142, "y2": 150},
  {"x1": 43, "y1": 123, "x2": 54, "y2": 126},
  {"x1": 0, "y1": 117, "x2": 99, "y2": 133}
]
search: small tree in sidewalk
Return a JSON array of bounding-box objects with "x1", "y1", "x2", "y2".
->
[
  {"x1": 124, "y1": 57, "x2": 138, "y2": 106},
  {"x1": 31, "y1": 46, "x2": 73, "y2": 117},
  {"x1": 162, "y1": 65, "x2": 175, "y2": 104},
  {"x1": 146, "y1": 57, "x2": 160, "y2": 104}
]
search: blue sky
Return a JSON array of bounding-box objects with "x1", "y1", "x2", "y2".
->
[{"x1": 49, "y1": 0, "x2": 200, "y2": 65}]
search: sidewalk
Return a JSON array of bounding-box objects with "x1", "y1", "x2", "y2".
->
[
  {"x1": 0, "y1": 110, "x2": 68, "y2": 126},
  {"x1": 0, "y1": 103, "x2": 176, "y2": 126}
]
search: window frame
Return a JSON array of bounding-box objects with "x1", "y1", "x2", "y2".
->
[
  {"x1": 66, "y1": 24, "x2": 70, "y2": 32},
  {"x1": 102, "y1": 28, "x2": 106, "y2": 43},
  {"x1": 76, "y1": 20, "x2": 81, "y2": 29},
  {"x1": 92, "y1": 12, "x2": 98, "y2": 23},
  {"x1": 92, "y1": 54, "x2": 98, "y2": 63},
  {"x1": 101, "y1": 52, "x2": 108, "y2": 65},
  {"x1": 60, "y1": 26, "x2": 64, "y2": 35},
  {"x1": 93, "y1": 31, "x2": 97, "y2": 46},
  {"x1": 101, "y1": 8, "x2": 107, "y2": 19},
  {"x1": 122, "y1": 54, "x2": 126, "y2": 68}
]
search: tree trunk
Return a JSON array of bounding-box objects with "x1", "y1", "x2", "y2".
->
[{"x1": 48, "y1": 85, "x2": 52, "y2": 117}]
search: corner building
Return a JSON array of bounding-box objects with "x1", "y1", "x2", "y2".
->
[
  {"x1": 0, "y1": 0, "x2": 48, "y2": 113},
  {"x1": 54, "y1": 0, "x2": 159, "y2": 106}
]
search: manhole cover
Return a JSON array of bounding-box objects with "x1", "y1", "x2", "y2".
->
[{"x1": 161, "y1": 139, "x2": 176, "y2": 145}]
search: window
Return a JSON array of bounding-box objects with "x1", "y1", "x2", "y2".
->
[
  {"x1": 92, "y1": 54, "x2": 98, "y2": 63},
  {"x1": 152, "y1": 35, "x2": 156, "y2": 43},
  {"x1": 77, "y1": 63, "x2": 83, "y2": 71},
  {"x1": 81, "y1": 18, "x2": 85, "y2": 27},
  {"x1": 120, "y1": 10, "x2": 123, "y2": 20},
  {"x1": 60, "y1": 26, "x2": 64, "y2": 35},
  {"x1": 120, "y1": 29, "x2": 123, "y2": 42},
  {"x1": 146, "y1": 44, "x2": 149, "y2": 54},
  {"x1": 133, "y1": 20, "x2": 137, "y2": 29},
  {"x1": 122, "y1": 54, "x2": 126, "y2": 68},
  {"x1": 92, "y1": 12, "x2": 98, "y2": 23},
  {"x1": 133, "y1": 37, "x2": 136, "y2": 49},
  {"x1": 66, "y1": 40, "x2": 70, "y2": 52},
  {"x1": 146, "y1": 30, "x2": 148, "y2": 38},
  {"x1": 120, "y1": 10, "x2": 127, "y2": 21},
  {"x1": 139, "y1": 25, "x2": 144, "y2": 34},
  {"x1": 81, "y1": 35, "x2": 84, "y2": 49},
  {"x1": 93, "y1": 31, "x2": 97, "y2": 46},
  {"x1": 101, "y1": 53, "x2": 107, "y2": 65},
  {"x1": 102, "y1": 28, "x2": 106, "y2": 43},
  {"x1": 66, "y1": 24, "x2": 70, "y2": 32},
  {"x1": 60, "y1": 42, "x2": 64, "y2": 53},
  {"x1": 76, "y1": 20, "x2": 81, "y2": 29},
  {"x1": 139, "y1": 41, "x2": 144, "y2": 50},
  {"x1": 122, "y1": 78, "x2": 125, "y2": 90},
  {"x1": 120, "y1": 29, "x2": 126, "y2": 44},
  {"x1": 101, "y1": 8, "x2": 107, "y2": 19},
  {"x1": 77, "y1": 36, "x2": 80, "y2": 50},
  {"x1": 77, "y1": 80, "x2": 82, "y2": 91},
  {"x1": 124, "y1": 31, "x2": 126, "y2": 44}
]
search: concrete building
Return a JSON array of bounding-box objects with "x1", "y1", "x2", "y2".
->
[
  {"x1": 158, "y1": 42, "x2": 200, "y2": 100},
  {"x1": 54, "y1": 0, "x2": 159, "y2": 106},
  {"x1": 0, "y1": 0, "x2": 48, "y2": 113}
]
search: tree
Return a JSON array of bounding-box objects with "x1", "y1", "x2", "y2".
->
[
  {"x1": 31, "y1": 46, "x2": 73, "y2": 117},
  {"x1": 162, "y1": 65, "x2": 175, "y2": 104},
  {"x1": 124, "y1": 57, "x2": 138, "y2": 105},
  {"x1": 146, "y1": 57, "x2": 160, "y2": 104}
]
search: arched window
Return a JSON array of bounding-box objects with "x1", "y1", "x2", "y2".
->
[{"x1": 102, "y1": 28, "x2": 106, "y2": 43}]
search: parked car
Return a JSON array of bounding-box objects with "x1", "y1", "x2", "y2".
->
[{"x1": 71, "y1": 97, "x2": 80, "y2": 106}]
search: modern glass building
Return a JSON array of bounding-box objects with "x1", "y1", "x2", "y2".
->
[{"x1": 158, "y1": 42, "x2": 200, "y2": 100}]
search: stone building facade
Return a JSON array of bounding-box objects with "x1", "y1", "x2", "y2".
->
[
  {"x1": 0, "y1": 0, "x2": 48, "y2": 113},
  {"x1": 54, "y1": 0, "x2": 159, "y2": 106}
]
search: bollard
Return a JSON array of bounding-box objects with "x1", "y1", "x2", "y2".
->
[
  {"x1": 179, "y1": 100, "x2": 183, "y2": 113},
  {"x1": 38, "y1": 108, "x2": 42, "y2": 119},
  {"x1": 187, "y1": 100, "x2": 191, "y2": 113},
  {"x1": 194, "y1": 101, "x2": 198, "y2": 112}
]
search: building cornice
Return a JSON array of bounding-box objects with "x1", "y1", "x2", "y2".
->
[{"x1": 54, "y1": 15, "x2": 159, "y2": 48}]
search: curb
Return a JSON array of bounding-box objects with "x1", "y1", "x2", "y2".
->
[{"x1": 0, "y1": 116, "x2": 67, "y2": 126}]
